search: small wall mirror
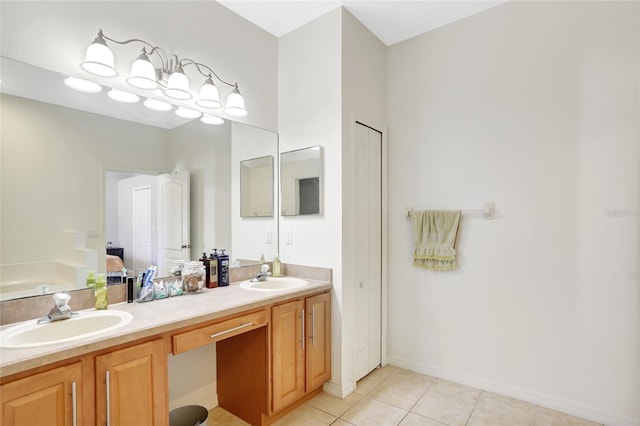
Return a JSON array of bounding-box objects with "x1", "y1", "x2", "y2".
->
[
  {"x1": 240, "y1": 156, "x2": 274, "y2": 217},
  {"x1": 281, "y1": 146, "x2": 323, "y2": 216}
]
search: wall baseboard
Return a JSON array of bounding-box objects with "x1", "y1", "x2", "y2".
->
[
  {"x1": 387, "y1": 355, "x2": 639, "y2": 426},
  {"x1": 323, "y1": 380, "x2": 355, "y2": 399}
]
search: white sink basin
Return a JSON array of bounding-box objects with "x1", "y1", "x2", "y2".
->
[
  {"x1": 240, "y1": 277, "x2": 309, "y2": 291},
  {"x1": 0, "y1": 310, "x2": 133, "y2": 349}
]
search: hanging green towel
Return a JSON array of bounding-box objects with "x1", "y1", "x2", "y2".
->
[{"x1": 412, "y1": 210, "x2": 461, "y2": 271}]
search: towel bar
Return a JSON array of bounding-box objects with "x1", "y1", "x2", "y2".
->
[{"x1": 405, "y1": 201, "x2": 495, "y2": 220}]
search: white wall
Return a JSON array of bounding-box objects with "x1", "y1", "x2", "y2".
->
[
  {"x1": 387, "y1": 2, "x2": 639, "y2": 425},
  {"x1": 0, "y1": 1, "x2": 278, "y2": 131},
  {"x1": 231, "y1": 122, "x2": 278, "y2": 263},
  {"x1": 278, "y1": 7, "x2": 346, "y2": 393}
]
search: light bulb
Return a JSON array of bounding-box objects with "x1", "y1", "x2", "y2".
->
[
  {"x1": 196, "y1": 77, "x2": 221, "y2": 109},
  {"x1": 64, "y1": 76, "x2": 102, "y2": 93},
  {"x1": 80, "y1": 32, "x2": 117, "y2": 77},
  {"x1": 127, "y1": 51, "x2": 158, "y2": 90},
  {"x1": 107, "y1": 89, "x2": 140, "y2": 103},
  {"x1": 143, "y1": 98, "x2": 173, "y2": 112},
  {"x1": 201, "y1": 114, "x2": 224, "y2": 125},
  {"x1": 223, "y1": 85, "x2": 247, "y2": 117},
  {"x1": 164, "y1": 66, "x2": 192, "y2": 100}
]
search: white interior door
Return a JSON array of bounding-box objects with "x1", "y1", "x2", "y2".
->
[
  {"x1": 157, "y1": 171, "x2": 190, "y2": 277},
  {"x1": 132, "y1": 186, "x2": 153, "y2": 275},
  {"x1": 353, "y1": 122, "x2": 383, "y2": 382}
]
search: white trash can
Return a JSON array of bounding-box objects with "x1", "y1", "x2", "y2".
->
[{"x1": 169, "y1": 405, "x2": 208, "y2": 426}]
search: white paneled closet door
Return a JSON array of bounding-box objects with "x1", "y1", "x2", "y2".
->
[{"x1": 353, "y1": 122, "x2": 383, "y2": 382}]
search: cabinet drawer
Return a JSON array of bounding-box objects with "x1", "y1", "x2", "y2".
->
[{"x1": 173, "y1": 309, "x2": 268, "y2": 354}]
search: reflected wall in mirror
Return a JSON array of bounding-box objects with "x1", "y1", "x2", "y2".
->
[
  {"x1": 281, "y1": 146, "x2": 323, "y2": 216},
  {"x1": 240, "y1": 156, "x2": 274, "y2": 217},
  {"x1": 0, "y1": 57, "x2": 278, "y2": 302}
]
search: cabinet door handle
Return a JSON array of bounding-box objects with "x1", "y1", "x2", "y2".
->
[
  {"x1": 210, "y1": 322, "x2": 253, "y2": 339},
  {"x1": 71, "y1": 381, "x2": 77, "y2": 426},
  {"x1": 311, "y1": 306, "x2": 316, "y2": 346},
  {"x1": 106, "y1": 370, "x2": 111, "y2": 426},
  {"x1": 301, "y1": 309, "x2": 305, "y2": 350}
]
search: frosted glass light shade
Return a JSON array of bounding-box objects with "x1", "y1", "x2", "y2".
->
[
  {"x1": 196, "y1": 78, "x2": 221, "y2": 109},
  {"x1": 80, "y1": 36, "x2": 117, "y2": 77},
  {"x1": 223, "y1": 86, "x2": 247, "y2": 117},
  {"x1": 164, "y1": 68, "x2": 192, "y2": 100},
  {"x1": 107, "y1": 89, "x2": 140, "y2": 103},
  {"x1": 64, "y1": 76, "x2": 102, "y2": 93},
  {"x1": 201, "y1": 114, "x2": 224, "y2": 125},
  {"x1": 175, "y1": 107, "x2": 202, "y2": 119},
  {"x1": 143, "y1": 98, "x2": 173, "y2": 112},
  {"x1": 127, "y1": 53, "x2": 158, "y2": 90}
]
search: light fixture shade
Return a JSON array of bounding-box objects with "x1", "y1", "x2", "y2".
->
[
  {"x1": 64, "y1": 76, "x2": 102, "y2": 93},
  {"x1": 127, "y1": 52, "x2": 158, "y2": 90},
  {"x1": 175, "y1": 107, "x2": 202, "y2": 119},
  {"x1": 164, "y1": 66, "x2": 192, "y2": 100},
  {"x1": 196, "y1": 77, "x2": 221, "y2": 109},
  {"x1": 80, "y1": 34, "x2": 117, "y2": 77},
  {"x1": 223, "y1": 86, "x2": 247, "y2": 117},
  {"x1": 201, "y1": 114, "x2": 224, "y2": 125},
  {"x1": 107, "y1": 89, "x2": 140, "y2": 104},
  {"x1": 143, "y1": 98, "x2": 173, "y2": 112}
]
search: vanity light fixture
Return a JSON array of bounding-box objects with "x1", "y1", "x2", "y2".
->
[
  {"x1": 64, "y1": 76, "x2": 102, "y2": 93},
  {"x1": 107, "y1": 88, "x2": 140, "y2": 103},
  {"x1": 175, "y1": 107, "x2": 201, "y2": 119},
  {"x1": 201, "y1": 114, "x2": 224, "y2": 125},
  {"x1": 79, "y1": 29, "x2": 247, "y2": 116},
  {"x1": 143, "y1": 98, "x2": 173, "y2": 112}
]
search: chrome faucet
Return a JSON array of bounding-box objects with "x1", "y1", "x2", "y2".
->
[
  {"x1": 250, "y1": 264, "x2": 272, "y2": 282},
  {"x1": 37, "y1": 293, "x2": 78, "y2": 324}
]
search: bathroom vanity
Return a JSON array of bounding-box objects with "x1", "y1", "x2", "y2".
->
[{"x1": 0, "y1": 278, "x2": 332, "y2": 426}]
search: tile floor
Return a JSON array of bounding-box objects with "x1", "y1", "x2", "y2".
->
[{"x1": 208, "y1": 365, "x2": 603, "y2": 426}]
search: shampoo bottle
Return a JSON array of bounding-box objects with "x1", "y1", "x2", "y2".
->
[
  {"x1": 208, "y1": 249, "x2": 218, "y2": 288},
  {"x1": 272, "y1": 254, "x2": 282, "y2": 277},
  {"x1": 218, "y1": 249, "x2": 230, "y2": 287},
  {"x1": 200, "y1": 252, "x2": 211, "y2": 288}
]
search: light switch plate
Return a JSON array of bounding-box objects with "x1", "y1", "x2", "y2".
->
[{"x1": 285, "y1": 229, "x2": 293, "y2": 245}]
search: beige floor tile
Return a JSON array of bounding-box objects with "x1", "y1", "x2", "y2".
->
[
  {"x1": 356, "y1": 365, "x2": 399, "y2": 395},
  {"x1": 535, "y1": 407, "x2": 602, "y2": 426},
  {"x1": 390, "y1": 369, "x2": 437, "y2": 387},
  {"x1": 399, "y1": 412, "x2": 448, "y2": 426},
  {"x1": 308, "y1": 391, "x2": 365, "y2": 417},
  {"x1": 341, "y1": 396, "x2": 408, "y2": 426},
  {"x1": 332, "y1": 419, "x2": 356, "y2": 425},
  {"x1": 272, "y1": 404, "x2": 337, "y2": 426},
  {"x1": 207, "y1": 407, "x2": 251, "y2": 425},
  {"x1": 467, "y1": 392, "x2": 536, "y2": 426},
  {"x1": 368, "y1": 375, "x2": 432, "y2": 410},
  {"x1": 411, "y1": 379, "x2": 481, "y2": 426}
]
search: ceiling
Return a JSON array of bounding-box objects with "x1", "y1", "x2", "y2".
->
[{"x1": 218, "y1": 0, "x2": 508, "y2": 46}]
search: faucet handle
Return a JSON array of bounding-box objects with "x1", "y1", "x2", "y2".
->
[
  {"x1": 261, "y1": 264, "x2": 270, "y2": 273},
  {"x1": 53, "y1": 292, "x2": 71, "y2": 307}
]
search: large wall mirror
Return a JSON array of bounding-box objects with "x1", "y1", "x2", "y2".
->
[
  {"x1": 0, "y1": 57, "x2": 278, "y2": 301},
  {"x1": 281, "y1": 146, "x2": 323, "y2": 216}
]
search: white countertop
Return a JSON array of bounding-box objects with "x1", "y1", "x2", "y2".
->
[{"x1": 0, "y1": 277, "x2": 331, "y2": 378}]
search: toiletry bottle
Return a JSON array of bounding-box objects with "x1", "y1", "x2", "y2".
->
[
  {"x1": 218, "y1": 249, "x2": 230, "y2": 286},
  {"x1": 95, "y1": 273, "x2": 108, "y2": 310},
  {"x1": 200, "y1": 252, "x2": 211, "y2": 288},
  {"x1": 260, "y1": 253, "x2": 266, "y2": 264},
  {"x1": 272, "y1": 254, "x2": 282, "y2": 277},
  {"x1": 208, "y1": 249, "x2": 218, "y2": 288},
  {"x1": 86, "y1": 270, "x2": 96, "y2": 288}
]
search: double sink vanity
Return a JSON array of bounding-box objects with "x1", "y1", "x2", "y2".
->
[{"x1": 0, "y1": 272, "x2": 332, "y2": 426}]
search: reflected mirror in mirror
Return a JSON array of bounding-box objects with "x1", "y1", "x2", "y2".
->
[
  {"x1": 281, "y1": 146, "x2": 323, "y2": 216},
  {"x1": 0, "y1": 57, "x2": 278, "y2": 302},
  {"x1": 240, "y1": 156, "x2": 274, "y2": 217}
]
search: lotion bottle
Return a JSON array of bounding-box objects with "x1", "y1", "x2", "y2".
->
[{"x1": 272, "y1": 254, "x2": 282, "y2": 277}]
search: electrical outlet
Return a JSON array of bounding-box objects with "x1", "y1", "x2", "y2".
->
[{"x1": 285, "y1": 229, "x2": 293, "y2": 245}]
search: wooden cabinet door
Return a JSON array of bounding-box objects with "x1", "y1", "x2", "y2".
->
[
  {"x1": 95, "y1": 339, "x2": 167, "y2": 426},
  {"x1": 305, "y1": 292, "x2": 331, "y2": 391},
  {"x1": 1, "y1": 362, "x2": 83, "y2": 426},
  {"x1": 271, "y1": 299, "x2": 305, "y2": 412}
]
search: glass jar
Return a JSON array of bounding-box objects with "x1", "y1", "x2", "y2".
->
[{"x1": 181, "y1": 261, "x2": 205, "y2": 293}]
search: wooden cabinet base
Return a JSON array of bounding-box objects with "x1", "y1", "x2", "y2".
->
[
  {"x1": 217, "y1": 326, "x2": 268, "y2": 426},
  {"x1": 261, "y1": 387, "x2": 322, "y2": 425}
]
